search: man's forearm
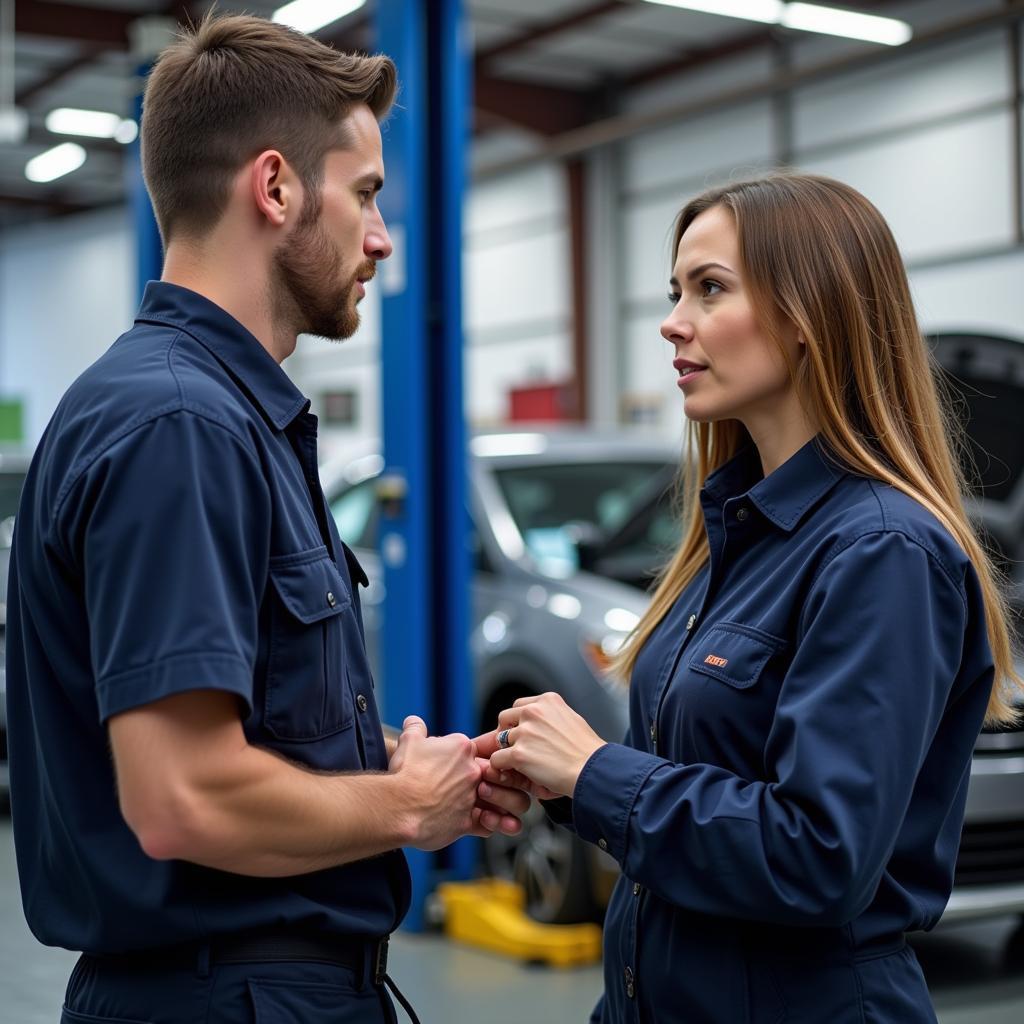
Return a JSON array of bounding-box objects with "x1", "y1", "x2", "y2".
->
[{"x1": 132, "y1": 741, "x2": 414, "y2": 876}]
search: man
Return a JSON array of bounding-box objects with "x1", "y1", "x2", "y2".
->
[{"x1": 5, "y1": 14, "x2": 527, "y2": 1023}]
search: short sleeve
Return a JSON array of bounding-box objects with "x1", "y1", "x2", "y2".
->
[{"x1": 59, "y1": 411, "x2": 271, "y2": 722}]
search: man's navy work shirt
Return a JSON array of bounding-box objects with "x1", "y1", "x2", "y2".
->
[
  {"x1": 551, "y1": 438, "x2": 995, "y2": 1024},
  {"x1": 6, "y1": 281, "x2": 410, "y2": 954}
]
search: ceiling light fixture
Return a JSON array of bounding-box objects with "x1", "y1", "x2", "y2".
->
[
  {"x1": 25, "y1": 142, "x2": 87, "y2": 183},
  {"x1": 782, "y1": 3, "x2": 912, "y2": 46},
  {"x1": 643, "y1": 0, "x2": 912, "y2": 46},
  {"x1": 272, "y1": 0, "x2": 365, "y2": 35},
  {"x1": 45, "y1": 108, "x2": 140, "y2": 143}
]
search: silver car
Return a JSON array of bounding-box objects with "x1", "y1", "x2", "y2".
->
[
  {"x1": 322, "y1": 422, "x2": 1024, "y2": 928},
  {"x1": 322, "y1": 429, "x2": 678, "y2": 922}
]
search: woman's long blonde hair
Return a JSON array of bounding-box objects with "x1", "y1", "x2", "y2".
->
[{"x1": 613, "y1": 173, "x2": 1022, "y2": 725}]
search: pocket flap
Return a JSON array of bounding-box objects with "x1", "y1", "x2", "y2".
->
[
  {"x1": 269, "y1": 551, "x2": 352, "y2": 624},
  {"x1": 689, "y1": 623, "x2": 785, "y2": 689}
]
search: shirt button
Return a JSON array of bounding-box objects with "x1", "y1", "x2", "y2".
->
[
  {"x1": 326, "y1": 591, "x2": 337, "y2": 608},
  {"x1": 633, "y1": 882, "x2": 641, "y2": 896},
  {"x1": 736, "y1": 507, "x2": 749, "y2": 522},
  {"x1": 356, "y1": 694, "x2": 369, "y2": 713},
  {"x1": 686, "y1": 614, "x2": 696, "y2": 631},
  {"x1": 598, "y1": 838, "x2": 608, "y2": 851},
  {"x1": 649, "y1": 722, "x2": 656, "y2": 742},
  {"x1": 624, "y1": 965, "x2": 635, "y2": 998}
]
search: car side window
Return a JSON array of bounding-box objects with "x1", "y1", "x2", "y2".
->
[{"x1": 329, "y1": 479, "x2": 380, "y2": 551}]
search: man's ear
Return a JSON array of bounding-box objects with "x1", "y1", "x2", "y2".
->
[{"x1": 250, "y1": 150, "x2": 297, "y2": 228}]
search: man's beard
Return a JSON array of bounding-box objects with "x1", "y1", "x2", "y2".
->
[{"x1": 271, "y1": 209, "x2": 373, "y2": 342}]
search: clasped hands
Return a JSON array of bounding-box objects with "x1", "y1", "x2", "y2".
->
[{"x1": 387, "y1": 693, "x2": 604, "y2": 852}]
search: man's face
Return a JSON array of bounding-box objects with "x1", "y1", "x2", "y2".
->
[{"x1": 272, "y1": 104, "x2": 391, "y2": 341}]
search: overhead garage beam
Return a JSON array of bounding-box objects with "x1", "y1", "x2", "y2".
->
[
  {"x1": 477, "y1": 0, "x2": 1024, "y2": 177},
  {"x1": 474, "y1": 71, "x2": 596, "y2": 136},
  {"x1": 14, "y1": 0, "x2": 139, "y2": 47},
  {"x1": 476, "y1": 0, "x2": 626, "y2": 65}
]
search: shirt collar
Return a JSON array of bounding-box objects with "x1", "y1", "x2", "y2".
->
[
  {"x1": 703, "y1": 435, "x2": 846, "y2": 533},
  {"x1": 135, "y1": 281, "x2": 309, "y2": 431}
]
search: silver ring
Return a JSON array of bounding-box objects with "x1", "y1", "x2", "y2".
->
[{"x1": 497, "y1": 728, "x2": 512, "y2": 749}]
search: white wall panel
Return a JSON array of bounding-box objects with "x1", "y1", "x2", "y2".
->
[
  {"x1": 623, "y1": 192, "x2": 694, "y2": 306},
  {"x1": 794, "y1": 32, "x2": 1008, "y2": 152},
  {"x1": 910, "y1": 249, "x2": 1024, "y2": 340},
  {"x1": 466, "y1": 334, "x2": 573, "y2": 426},
  {"x1": 465, "y1": 227, "x2": 570, "y2": 333},
  {"x1": 621, "y1": 100, "x2": 775, "y2": 197},
  {"x1": 800, "y1": 111, "x2": 1013, "y2": 263},
  {"x1": 621, "y1": 313, "x2": 687, "y2": 441},
  {"x1": 0, "y1": 207, "x2": 134, "y2": 445},
  {"x1": 466, "y1": 161, "x2": 566, "y2": 236}
]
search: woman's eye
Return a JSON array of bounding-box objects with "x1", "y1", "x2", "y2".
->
[
  {"x1": 700, "y1": 279, "x2": 723, "y2": 298},
  {"x1": 667, "y1": 291, "x2": 681, "y2": 305}
]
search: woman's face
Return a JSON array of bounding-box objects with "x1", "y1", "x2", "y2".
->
[{"x1": 661, "y1": 205, "x2": 803, "y2": 431}]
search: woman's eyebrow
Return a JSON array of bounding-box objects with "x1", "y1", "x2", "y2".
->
[
  {"x1": 668, "y1": 262, "x2": 735, "y2": 289},
  {"x1": 684, "y1": 261, "x2": 734, "y2": 281}
]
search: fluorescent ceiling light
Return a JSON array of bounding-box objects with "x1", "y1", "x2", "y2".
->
[
  {"x1": 272, "y1": 0, "x2": 365, "y2": 34},
  {"x1": 46, "y1": 108, "x2": 139, "y2": 143},
  {"x1": 25, "y1": 142, "x2": 86, "y2": 183},
  {"x1": 643, "y1": 0, "x2": 783, "y2": 23},
  {"x1": 642, "y1": 0, "x2": 912, "y2": 46},
  {"x1": 782, "y1": 3, "x2": 912, "y2": 46}
]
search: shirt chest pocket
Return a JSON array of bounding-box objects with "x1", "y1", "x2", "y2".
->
[
  {"x1": 265, "y1": 549, "x2": 354, "y2": 742},
  {"x1": 688, "y1": 623, "x2": 787, "y2": 690}
]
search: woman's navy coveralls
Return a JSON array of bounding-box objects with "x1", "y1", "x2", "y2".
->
[{"x1": 550, "y1": 437, "x2": 995, "y2": 1023}]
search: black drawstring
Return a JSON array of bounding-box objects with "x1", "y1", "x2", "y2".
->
[{"x1": 384, "y1": 972, "x2": 422, "y2": 1024}]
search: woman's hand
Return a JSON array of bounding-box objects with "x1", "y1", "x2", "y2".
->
[{"x1": 479, "y1": 693, "x2": 606, "y2": 798}]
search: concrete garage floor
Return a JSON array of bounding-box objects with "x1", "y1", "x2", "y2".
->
[{"x1": 2, "y1": 817, "x2": 1024, "y2": 1024}]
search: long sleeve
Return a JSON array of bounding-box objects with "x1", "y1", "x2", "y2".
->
[{"x1": 569, "y1": 530, "x2": 976, "y2": 926}]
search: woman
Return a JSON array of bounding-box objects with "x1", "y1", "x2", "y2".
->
[{"x1": 479, "y1": 173, "x2": 1023, "y2": 1023}]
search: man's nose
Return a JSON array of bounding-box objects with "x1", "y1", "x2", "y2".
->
[{"x1": 365, "y1": 211, "x2": 393, "y2": 261}]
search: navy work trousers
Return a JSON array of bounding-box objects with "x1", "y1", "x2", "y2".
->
[{"x1": 60, "y1": 951, "x2": 400, "y2": 1023}]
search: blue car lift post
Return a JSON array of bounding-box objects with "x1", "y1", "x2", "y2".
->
[{"x1": 376, "y1": 0, "x2": 475, "y2": 930}]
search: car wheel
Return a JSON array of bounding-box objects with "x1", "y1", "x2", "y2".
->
[{"x1": 481, "y1": 793, "x2": 596, "y2": 924}]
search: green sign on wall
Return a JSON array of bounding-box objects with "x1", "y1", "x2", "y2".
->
[{"x1": 0, "y1": 399, "x2": 24, "y2": 443}]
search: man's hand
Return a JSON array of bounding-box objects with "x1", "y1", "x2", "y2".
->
[
  {"x1": 471, "y1": 758, "x2": 530, "y2": 836},
  {"x1": 389, "y1": 716, "x2": 482, "y2": 851},
  {"x1": 389, "y1": 718, "x2": 530, "y2": 839}
]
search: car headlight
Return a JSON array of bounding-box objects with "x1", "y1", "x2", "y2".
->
[{"x1": 580, "y1": 633, "x2": 629, "y2": 695}]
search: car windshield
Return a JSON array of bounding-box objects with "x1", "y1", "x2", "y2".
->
[{"x1": 492, "y1": 461, "x2": 673, "y2": 578}]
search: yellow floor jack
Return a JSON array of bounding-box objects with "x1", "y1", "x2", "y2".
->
[{"x1": 435, "y1": 878, "x2": 602, "y2": 968}]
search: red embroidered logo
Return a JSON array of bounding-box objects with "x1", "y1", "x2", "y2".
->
[{"x1": 704, "y1": 655, "x2": 729, "y2": 668}]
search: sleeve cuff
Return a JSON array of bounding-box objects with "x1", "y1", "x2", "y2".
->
[
  {"x1": 541, "y1": 796, "x2": 575, "y2": 832},
  {"x1": 572, "y1": 743, "x2": 666, "y2": 864},
  {"x1": 96, "y1": 651, "x2": 254, "y2": 722}
]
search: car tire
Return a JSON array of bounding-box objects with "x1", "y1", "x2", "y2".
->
[{"x1": 481, "y1": 793, "x2": 598, "y2": 924}]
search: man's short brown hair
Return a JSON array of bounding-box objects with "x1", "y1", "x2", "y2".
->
[{"x1": 141, "y1": 14, "x2": 397, "y2": 243}]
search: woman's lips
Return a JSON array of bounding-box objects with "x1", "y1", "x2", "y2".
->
[{"x1": 674, "y1": 360, "x2": 707, "y2": 388}]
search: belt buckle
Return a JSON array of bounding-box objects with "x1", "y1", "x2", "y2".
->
[{"x1": 373, "y1": 935, "x2": 389, "y2": 986}]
